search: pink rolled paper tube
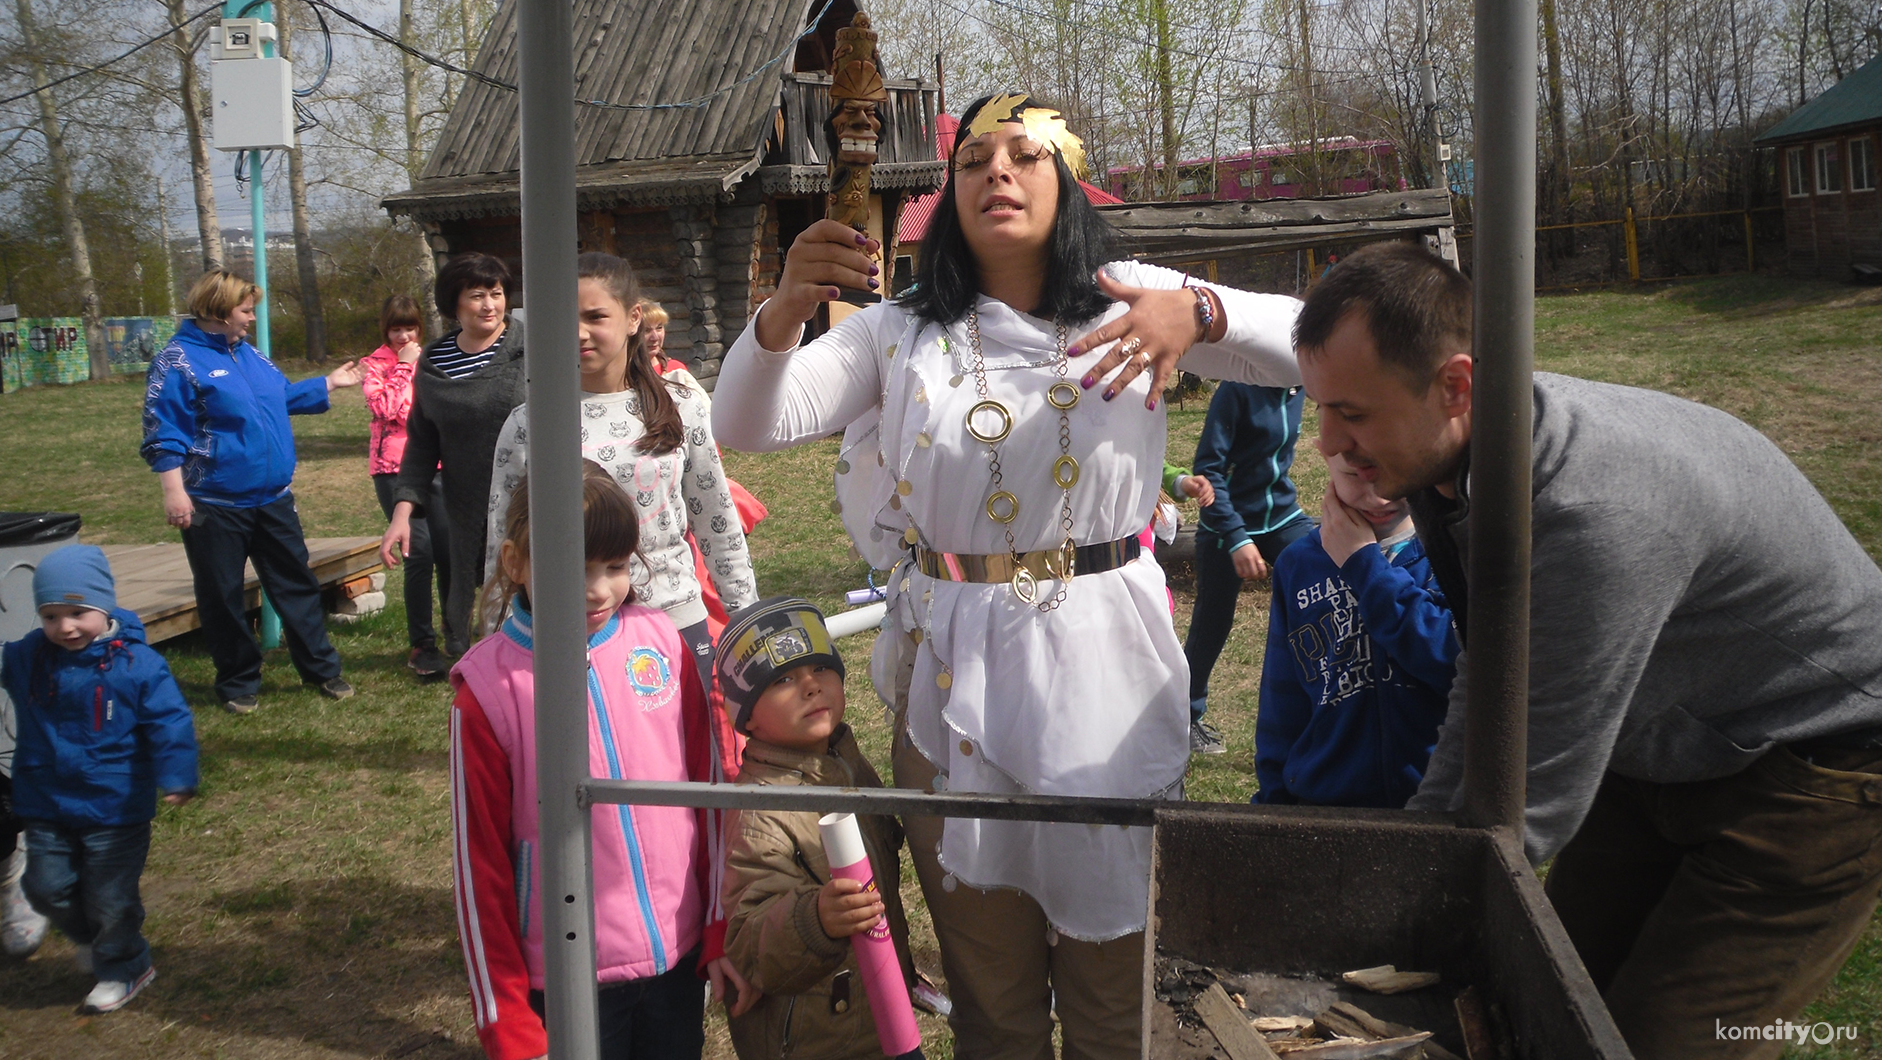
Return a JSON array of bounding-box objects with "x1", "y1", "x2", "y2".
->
[{"x1": 819, "y1": 812, "x2": 923, "y2": 1057}]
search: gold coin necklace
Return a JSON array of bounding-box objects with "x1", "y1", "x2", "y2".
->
[{"x1": 962, "y1": 307, "x2": 1077, "y2": 611}]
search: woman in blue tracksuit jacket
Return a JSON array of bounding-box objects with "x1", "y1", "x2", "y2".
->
[
  {"x1": 140, "y1": 270, "x2": 361, "y2": 711},
  {"x1": 1254, "y1": 524, "x2": 1458, "y2": 809}
]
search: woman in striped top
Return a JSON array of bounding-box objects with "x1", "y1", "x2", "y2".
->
[{"x1": 380, "y1": 253, "x2": 529, "y2": 655}]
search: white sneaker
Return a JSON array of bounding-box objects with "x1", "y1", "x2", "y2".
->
[
  {"x1": 73, "y1": 943, "x2": 92, "y2": 974},
  {"x1": 79, "y1": 967, "x2": 155, "y2": 1014}
]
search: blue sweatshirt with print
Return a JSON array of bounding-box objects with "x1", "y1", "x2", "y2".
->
[
  {"x1": 141, "y1": 319, "x2": 330, "y2": 508},
  {"x1": 1255, "y1": 528, "x2": 1459, "y2": 809},
  {"x1": 1192, "y1": 382, "x2": 1306, "y2": 551}
]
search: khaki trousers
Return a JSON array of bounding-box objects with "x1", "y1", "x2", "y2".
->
[
  {"x1": 1545, "y1": 743, "x2": 1882, "y2": 1060},
  {"x1": 892, "y1": 716, "x2": 1143, "y2": 1060}
]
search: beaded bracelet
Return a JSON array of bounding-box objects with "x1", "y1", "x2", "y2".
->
[{"x1": 1187, "y1": 281, "x2": 1216, "y2": 343}]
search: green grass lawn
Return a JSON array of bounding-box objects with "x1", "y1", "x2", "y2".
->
[{"x1": 0, "y1": 273, "x2": 1878, "y2": 1057}]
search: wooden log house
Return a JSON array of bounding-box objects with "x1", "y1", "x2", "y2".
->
[{"x1": 381, "y1": 0, "x2": 944, "y2": 387}]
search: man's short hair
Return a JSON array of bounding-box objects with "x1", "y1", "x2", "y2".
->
[
  {"x1": 185, "y1": 269, "x2": 262, "y2": 323},
  {"x1": 1294, "y1": 241, "x2": 1472, "y2": 390},
  {"x1": 434, "y1": 252, "x2": 512, "y2": 319}
]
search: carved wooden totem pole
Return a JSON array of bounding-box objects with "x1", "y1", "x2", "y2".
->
[{"x1": 827, "y1": 12, "x2": 888, "y2": 302}]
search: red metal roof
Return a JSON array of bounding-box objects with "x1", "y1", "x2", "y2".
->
[{"x1": 896, "y1": 112, "x2": 1124, "y2": 245}]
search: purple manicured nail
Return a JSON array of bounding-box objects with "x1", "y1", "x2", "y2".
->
[
  {"x1": 1081, "y1": 374, "x2": 1095, "y2": 389},
  {"x1": 869, "y1": 264, "x2": 880, "y2": 276},
  {"x1": 855, "y1": 232, "x2": 868, "y2": 245},
  {"x1": 1146, "y1": 397, "x2": 1158, "y2": 411},
  {"x1": 1066, "y1": 345, "x2": 1082, "y2": 358},
  {"x1": 828, "y1": 287, "x2": 842, "y2": 298},
  {"x1": 868, "y1": 278, "x2": 880, "y2": 290},
  {"x1": 1103, "y1": 388, "x2": 1116, "y2": 401}
]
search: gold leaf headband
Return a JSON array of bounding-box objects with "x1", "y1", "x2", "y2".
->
[{"x1": 958, "y1": 93, "x2": 1090, "y2": 181}]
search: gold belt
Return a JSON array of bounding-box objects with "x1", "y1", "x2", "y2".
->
[{"x1": 911, "y1": 535, "x2": 1142, "y2": 584}]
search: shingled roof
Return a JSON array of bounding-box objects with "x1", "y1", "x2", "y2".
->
[
  {"x1": 384, "y1": 0, "x2": 843, "y2": 220},
  {"x1": 1757, "y1": 53, "x2": 1882, "y2": 144}
]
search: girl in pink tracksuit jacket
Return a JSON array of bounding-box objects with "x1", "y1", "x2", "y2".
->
[{"x1": 449, "y1": 461, "x2": 749, "y2": 1060}]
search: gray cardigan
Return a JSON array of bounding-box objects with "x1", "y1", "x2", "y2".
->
[
  {"x1": 393, "y1": 325, "x2": 528, "y2": 647},
  {"x1": 1407, "y1": 372, "x2": 1882, "y2": 861}
]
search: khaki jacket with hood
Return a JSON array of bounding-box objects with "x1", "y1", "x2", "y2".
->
[{"x1": 724, "y1": 726, "x2": 915, "y2": 1060}]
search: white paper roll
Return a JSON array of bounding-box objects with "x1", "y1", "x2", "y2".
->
[{"x1": 818, "y1": 812, "x2": 869, "y2": 870}]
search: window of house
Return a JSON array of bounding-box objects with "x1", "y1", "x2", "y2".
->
[
  {"x1": 1787, "y1": 148, "x2": 1808, "y2": 196},
  {"x1": 1816, "y1": 142, "x2": 1843, "y2": 193},
  {"x1": 1850, "y1": 136, "x2": 1877, "y2": 192}
]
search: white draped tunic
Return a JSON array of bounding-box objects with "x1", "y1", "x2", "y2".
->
[{"x1": 713, "y1": 261, "x2": 1301, "y2": 940}]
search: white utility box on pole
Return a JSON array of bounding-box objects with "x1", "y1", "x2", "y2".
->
[{"x1": 211, "y1": 19, "x2": 293, "y2": 151}]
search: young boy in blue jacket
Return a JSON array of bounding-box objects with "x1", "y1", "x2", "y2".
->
[
  {"x1": 1, "y1": 546, "x2": 198, "y2": 1013},
  {"x1": 1255, "y1": 454, "x2": 1457, "y2": 808}
]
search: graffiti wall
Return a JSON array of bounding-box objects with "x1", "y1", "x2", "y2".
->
[{"x1": 0, "y1": 317, "x2": 178, "y2": 393}]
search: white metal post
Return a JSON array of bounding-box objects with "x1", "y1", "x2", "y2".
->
[{"x1": 516, "y1": 0, "x2": 601, "y2": 1054}]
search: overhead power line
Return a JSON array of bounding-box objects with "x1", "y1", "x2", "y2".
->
[
  {"x1": 0, "y1": 2, "x2": 222, "y2": 110},
  {"x1": 3, "y1": 0, "x2": 836, "y2": 117}
]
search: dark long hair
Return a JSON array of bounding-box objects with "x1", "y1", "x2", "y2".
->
[
  {"x1": 898, "y1": 93, "x2": 1117, "y2": 327},
  {"x1": 575, "y1": 252, "x2": 686, "y2": 455}
]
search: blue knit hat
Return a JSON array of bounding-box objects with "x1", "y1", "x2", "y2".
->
[{"x1": 34, "y1": 544, "x2": 117, "y2": 614}]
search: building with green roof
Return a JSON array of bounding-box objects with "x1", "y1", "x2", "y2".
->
[{"x1": 1755, "y1": 54, "x2": 1881, "y2": 276}]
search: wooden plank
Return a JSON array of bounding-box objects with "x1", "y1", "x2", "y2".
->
[
  {"x1": 101, "y1": 538, "x2": 382, "y2": 644},
  {"x1": 1340, "y1": 966, "x2": 1441, "y2": 995},
  {"x1": 1278, "y1": 1034, "x2": 1431, "y2": 1059},
  {"x1": 1125, "y1": 216, "x2": 1450, "y2": 260},
  {"x1": 1453, "y1": 987, "x2": 1497, "y2": 1060},
  {"x1": 1100, "y1": 188, "x2": 1452, "y2": 230},
  {"x1": 1194, "y1": 983, "x2": 1283, "y2": 1060}
]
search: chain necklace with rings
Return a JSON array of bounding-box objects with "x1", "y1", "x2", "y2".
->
[{"x1": 962, "y1": 307, "x2": 1078, "y2": 611}]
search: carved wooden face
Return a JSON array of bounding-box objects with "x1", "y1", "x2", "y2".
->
[{"x1": 833, "y1": 98, "x2": 881, "y2": 164}]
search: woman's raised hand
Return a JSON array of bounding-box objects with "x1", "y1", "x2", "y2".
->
[
  {"x1": 754, "y1": 219, "x2": 880, "y2": 351},
  {"x1": 1070, "y1": 272, "x2": 1223, "y2": 411},
  {"x1": 326, "y1": 359, "x2": 364, "y2": 390}
]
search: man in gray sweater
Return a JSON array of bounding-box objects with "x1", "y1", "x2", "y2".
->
[{"x1": 1294, "y1": 241, "x2": 1882, "y2": 1059}]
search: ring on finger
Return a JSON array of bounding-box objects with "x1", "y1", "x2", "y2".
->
[
  {"x1": 1134, "y1": 353, "x2": 1153, "y2": 371},
  {"x1": 1119, "y1": 337, "x2": 1144, "y2": 358}
]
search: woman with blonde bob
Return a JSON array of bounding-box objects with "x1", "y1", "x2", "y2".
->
[
  {"x1": 713, "y1": 93, "x2": 1304, "y2": 1057},
  {"x1": 141, "y1": 270, "x2": 363, "y2": 714}
]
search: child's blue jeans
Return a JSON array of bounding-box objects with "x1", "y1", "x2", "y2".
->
[{"x1": 21, "y1": 819, "x2": 152, "y2": 983}]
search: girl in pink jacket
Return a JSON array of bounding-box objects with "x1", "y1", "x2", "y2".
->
[
  {"x1": 449, "y1": 461, "x2": 751, "y2": 1060},
  {"x1": 362, "y1": 295, "x2": 457, "y2": 674}
]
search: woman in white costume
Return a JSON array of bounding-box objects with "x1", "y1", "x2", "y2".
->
[{"x1": 712, "y1": 93, "x2": 1302, "y2": 1058}]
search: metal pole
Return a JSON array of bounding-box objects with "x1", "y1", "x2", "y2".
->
[
  {"x1": 516, "y1": 0, "x2": 600, "y2": 1055},
  {"x1": 225, "y1": 0, "x2": 283, "y2": 647},
  {"x1": 1460, "y1": 0, "x2": 1534, "y2": 834}
]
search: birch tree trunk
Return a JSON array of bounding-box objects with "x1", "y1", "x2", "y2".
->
[
  {"x1": 15, "y1": 0, "x2": 106, "y2": 381},
  {"x1": 167, "y1": 0, "x2": 223, "y2": 272},
  {"x1": 404, "y1": 0, "x2": 444, "y2": 337},
  {"x1": 1154, "y1": 0, "x2": 1180, "y2": 198},
  {"x1": 278, "y1": 14, "x2": 328, "y2": 362}
]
